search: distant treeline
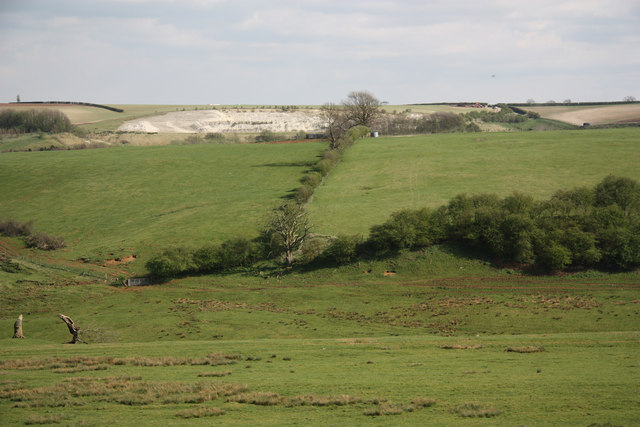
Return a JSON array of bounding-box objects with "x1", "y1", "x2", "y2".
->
[
  {"x1": 508, "y1": 101, "x2": 639, "y2": 107},
  {"x1": 0, "y1": 109, "x2": 73, "y2": 134},
  {"x1": 10, "y1": 101, "x2": 123, "y2": 113}
]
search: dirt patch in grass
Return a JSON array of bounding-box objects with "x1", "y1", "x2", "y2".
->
[
  {"x1": 505, "y1": 346, "x2": 546, "y2": 353},
  {"x1": 102, "y1": 255, "x2": 136, "y2": 267},
  {"x1": 440, "y1": 344, "x2": 483, "y2": 350}
]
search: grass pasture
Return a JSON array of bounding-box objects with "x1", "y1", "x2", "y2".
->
[
  {"x1": 0, "y1": 141, "x2": 326, "y2": 269},
  {"x1": 308, "y1": 128, "x2": 640, "y2": 236},
  {"x1": 0, "y1": 265, "x2": 639, "y2": 425},
  {"x1": 1, "y1": 123, "x2": 639, "y2": 425}
]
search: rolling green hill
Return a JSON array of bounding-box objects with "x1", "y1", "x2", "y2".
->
[
  {"x1": 308, "y1": 128, "x2": 640, "y2": 236},
  {"x1": 0, "y1": 142, "x2": 326, "y2": 270}
]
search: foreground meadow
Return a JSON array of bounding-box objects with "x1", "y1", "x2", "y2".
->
[{"x1": 1, "y1": 261, "x2": 639, "y2": 425}]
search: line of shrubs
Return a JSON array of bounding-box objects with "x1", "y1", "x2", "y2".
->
[
  {"x1": 146, "y1": 176, "x2": 640, "y2": 278},
  {"x1": 294, "y1": 125, "x2": 370, "y2": 204},
  {"x1": 0, "y1": 219, "x2": 66, "y2": 250},
  {"x1": 146, "y1": 126, "x2": 372, "y2": 278},
  {"x1": 323, "y1": 175, "x2": 640, "y2": 271},
  {"x1": 0, "y1": 109, "x2": 74, "y2": 134}
]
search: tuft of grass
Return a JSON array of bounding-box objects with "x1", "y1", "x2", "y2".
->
[
  {"x1": 23, "y1": 414, "x2": 67, "y2": 425},
  {"x1": 198, "y1": 370, "x2": 232, "y2": 378},
  {"x1": 227, "y1": 391, "x2": 282, "y2": 406},
  {"x1": 454, "y1": 401, "x2": 503, "y2": 418},
  {"x1": 175, "y1": 406, "x2": 225, "y2": 418},
  {"x1": 440, "y1": 344, "x2": 482, "y2": 350}
]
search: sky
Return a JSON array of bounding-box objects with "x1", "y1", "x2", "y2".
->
[{"x1": 0, "y1": 0, "x2": 639, "y2": 105}]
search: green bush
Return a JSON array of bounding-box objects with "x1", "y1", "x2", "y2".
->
[
  {"x1": 193, "y1": 244, "x2": 221, "y2": 272},
  {"x1": 322, "y1": 235, "x2": 362, "y2": 264},
  {"x1": 369, "y1": 208, "x2": 443, "y2": 252},
  {"x1": 0, "y1": 109, "x2": 73, "y2": 134},
  {"x1": 217, "y1": 238, "x2": 259, "y2": 269},
  {"x1": 314, "y1": 159, "x2": 335, "y2": 176},
  {"x1": 300, "y1": 172, "x2": 322, "y2": 188},
  {"x1": 295, "y1": 185, "x2": 314, "y2": 204},
  {"x1": 145, "y1": 247, "x2": 196, "y2": 278}
]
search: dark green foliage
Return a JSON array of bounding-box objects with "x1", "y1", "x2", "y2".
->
[
  {"x1": 193, "y1": 244, "x2": 221, "y2": 272},
  {"x1": 594, "y1": 175, "x2": 640, "y2": 214},
  {"x1": 300, "y1": 172, "x2": 322, "y2": 188},
  {"x1": 369, "y1": 208, "x2": 444, "y2": 252},
  {"x1": 145, "y1": 247, "x2": 196, "y2": 278},
  {"x1": 295, "y1": 185, "x2": 314, "y2": 204},
  {"x1": 322, "y1": 235, "x2": 362, "y2": 264},
  {"x1": 364, "y1": 176, "x2": 640, "y2": 271},
  {"x1": 597, "y1": 226, "x2": 640, "y2": 269},
  {"x1": 0, "y1": 109, "x2": 73, "y2": 134},
  {"x1": 314, "y1": 158, "x2": 335, "y2": 176},
  {"x1": 217, "y1": 238, "x2": 259, "y2": 269}
]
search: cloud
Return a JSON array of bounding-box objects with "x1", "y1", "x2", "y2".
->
[{"x1": 0, "y1": 0, "x2": 638, "y2": 103}]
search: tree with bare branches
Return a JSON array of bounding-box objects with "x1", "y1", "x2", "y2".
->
[
  {"x1": 342, "y1": 91, "x2": 382, "y2": 128},
  {"x1": 265, "y1": 203, "x2": 310, "y2": 268},
  {"x1": 320, "y1": 103, "x2": 349, "y2": 149}
]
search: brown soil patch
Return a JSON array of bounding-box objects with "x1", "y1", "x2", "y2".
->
[{"x1": 102, "y1": 255, "x2": 136, "y2": 267}]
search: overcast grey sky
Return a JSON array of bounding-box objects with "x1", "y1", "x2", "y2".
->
[{"x1": 1, "y1": 0, "x2": 639, "y2": 105}]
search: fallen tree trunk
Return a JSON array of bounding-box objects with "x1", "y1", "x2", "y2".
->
[
  {"x1": 57, "y1": 313, "x2": 80, "y2": 343},
  {"x1": 13, "y1": 314, "x2": 24, "y2": 338}
]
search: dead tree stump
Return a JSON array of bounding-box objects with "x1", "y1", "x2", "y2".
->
[
  {"x1": 57, "y1": 313, "x2": 80, "y2": 344},
  {"x1": 13, "y1": 314, "x2": 24, "y2": 338}
]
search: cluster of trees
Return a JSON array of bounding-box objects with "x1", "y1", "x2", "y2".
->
[
  {"x1": 379, "y1": 112, "x2": 479, "y2": 135},
  {"x1": 463, "y1": 104, "x2": 537, "y2": 123},
  {"x1": 0, "y1": 109, "x2": 73, "y2": 134},
  {"x1": 0, "y1": 219, "x2": 66, "y2": 250},
  {"x1": 320, "y1": 91, "x2": 381, "y2": 149},
  {"x1": 146, "y1": 203, "x2": 312, "y2": 277},
  {"x1": 146, "y1": 176, "x2": 640, "y2": 278},
  {"x1": 330, "y1": 176, "x2": 640, "y2": 271}
]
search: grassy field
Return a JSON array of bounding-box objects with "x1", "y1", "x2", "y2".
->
[
  {"x1": 308, "y1": 128, "x2": 640, "y2": 236},
  {"x1": 0, "y1": 141, "x2": 326, "y2": 270},
  {"x1": 1, "y1": 124, "x2": 639, "y2": 425},
  {"x1": 0, "y1": 258, "x2": 638, "y2": 425}
]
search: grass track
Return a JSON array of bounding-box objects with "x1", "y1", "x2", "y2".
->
[{"x1": 308, "y1": 128, "x2": 640, "y2": 236}]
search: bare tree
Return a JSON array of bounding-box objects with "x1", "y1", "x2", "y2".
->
[
  {"x1": 342, "y1": 91, "x2": 382, "y2": 128},
  {"x1": 58, "y1": 313, "x2": 81, "y2": 343},
  {"x1": 623, "y1": 95, "x2": 637, "y2": 102},
  {"x1": 320, "y1": 103, "x2": 349, "y2": 149},
  {"x1": 266, "y1": 203, "x2": 310, "y2": 268}
]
